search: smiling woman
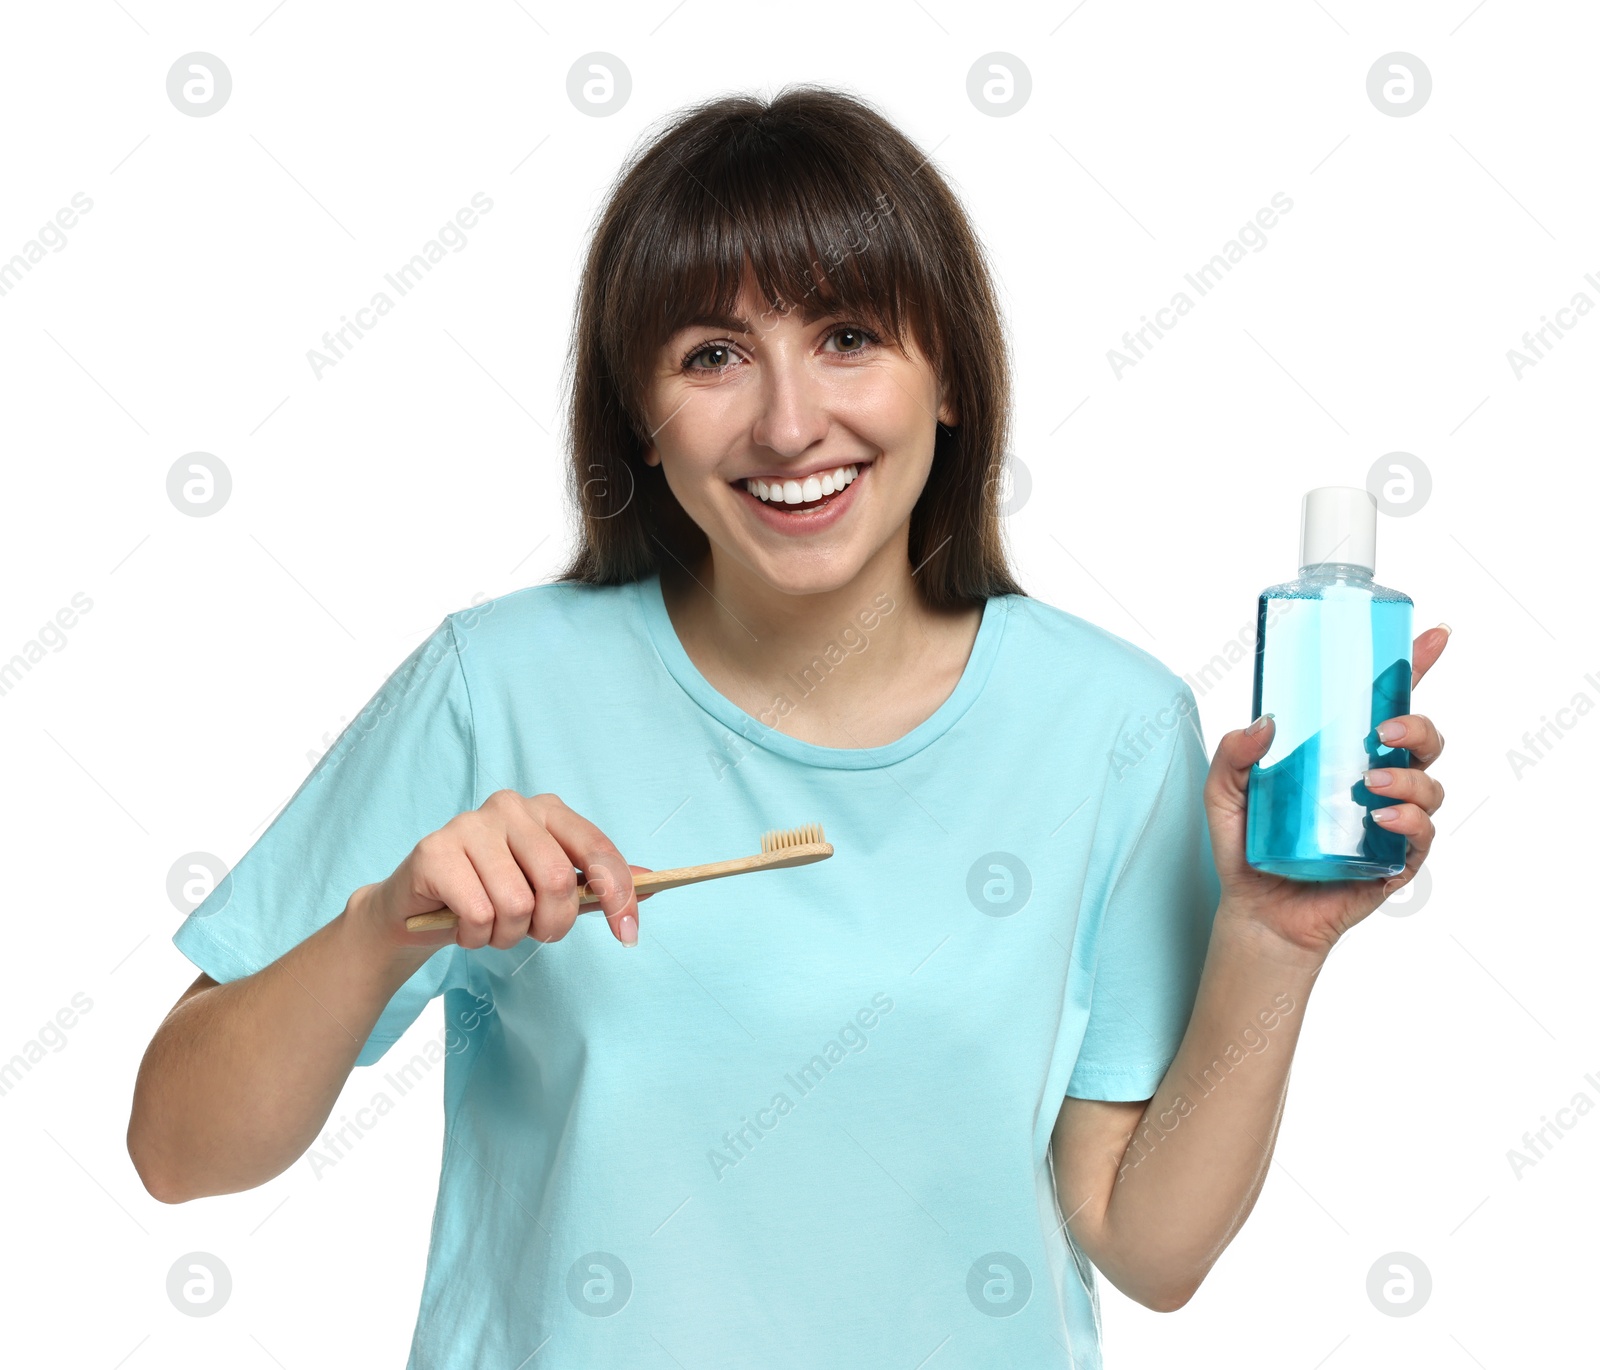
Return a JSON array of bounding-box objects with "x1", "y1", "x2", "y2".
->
[{"x1": 136, "y1": 81, "x2": 1449, "y2": 1370}]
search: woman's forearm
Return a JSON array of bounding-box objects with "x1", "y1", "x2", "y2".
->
[
  {"x1": 128, "y1": 886, "x2": 432, "y2": 1203},
  {"x1": 1089, "y1": 904, "x2": 1327, "y2": 1306}
]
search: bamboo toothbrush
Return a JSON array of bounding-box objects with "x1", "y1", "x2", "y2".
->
[{"x1": 403, "y1": 823, "x2": 834, "y2": 931}]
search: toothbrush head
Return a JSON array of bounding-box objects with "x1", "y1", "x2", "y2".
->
[{"x1": 760, "y1": 822, "x2": 830, "y2": 854}]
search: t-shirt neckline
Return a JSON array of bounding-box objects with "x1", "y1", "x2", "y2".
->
[{"x1": 632, "y1": 570, "x2": 1009, "y2": 771}]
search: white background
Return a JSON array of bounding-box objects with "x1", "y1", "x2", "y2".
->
[{"x1": 1, "y1": 1, "x2": 1593, "y2": 1366}]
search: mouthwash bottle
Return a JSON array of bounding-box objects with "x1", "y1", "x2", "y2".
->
[{"x1": 1246, "y1": 487, "x2": 1413, "y2": 880}]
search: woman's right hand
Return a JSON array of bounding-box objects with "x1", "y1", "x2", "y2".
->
[{"x1": 352, "y1": 790, "x2": 652, "y2": 954}]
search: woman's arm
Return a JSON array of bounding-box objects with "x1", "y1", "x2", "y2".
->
[
  {"x1": 128, "y1": 889, "x2": 435, "y2": 1203},
  {"x1": 1053, "y1": 624, "x2": 1450, "y2": 1309},
  {"x1": 129, "y1": 790, "x2": 647, "y2": 1203},
  {"x1": 1051, "y1": 911, "x2": 1322, "y2": 1310}
]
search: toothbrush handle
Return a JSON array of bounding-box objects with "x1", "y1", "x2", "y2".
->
[{"x1": 403, "y1": 841, "x2": 833, "y2": 931}]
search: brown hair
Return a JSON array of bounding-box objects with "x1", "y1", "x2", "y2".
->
[{"x1": 553, "y1": 83, "x2": 1025, "y2": 611}]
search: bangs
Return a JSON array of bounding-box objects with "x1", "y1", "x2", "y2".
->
[{"x1": 598, "y1": 102, "x2": 946, "y2": 426}]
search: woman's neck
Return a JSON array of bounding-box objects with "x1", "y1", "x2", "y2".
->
[{"x1": 658, "y1": 544, "x2": 984, "y2": 749}]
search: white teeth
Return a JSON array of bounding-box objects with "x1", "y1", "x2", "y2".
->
[{"x1": 743, "y1": 464, "x2": 861, "y2": 505}]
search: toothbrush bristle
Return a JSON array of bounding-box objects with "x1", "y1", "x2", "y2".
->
[{"x1": 761, "y1": 822, "x2": 825, "y2": 852}]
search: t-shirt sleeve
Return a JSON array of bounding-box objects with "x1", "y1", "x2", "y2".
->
[
  {"x1": 1066, "y1": 692, "x2": 1221, "y2": 1101},
  {"x1": 171, "y1": 615, "x2": 476, "y2": 1068}
]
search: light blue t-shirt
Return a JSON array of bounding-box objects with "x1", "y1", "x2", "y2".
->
[{"x1": 174, "y1": 571, "x2": 1220, "y2": 1369}]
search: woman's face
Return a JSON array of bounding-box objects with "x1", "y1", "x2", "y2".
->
[{"x1": 642, "y1": 276, "x2": 956, "y2": 596}]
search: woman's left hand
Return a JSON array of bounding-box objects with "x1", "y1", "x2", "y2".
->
[{"x1": 1203, "y1": 624, "x2": 1451, "y2": 960}]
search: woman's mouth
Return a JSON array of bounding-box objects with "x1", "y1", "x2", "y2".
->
[
  {"x1": 729, "y1": 461, "x2": 870, "y2": 535},
  {"x1": 740, "y1": 462, "x2": 862, "y2": 509}
]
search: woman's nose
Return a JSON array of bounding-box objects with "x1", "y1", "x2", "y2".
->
[{"x1": 748, "y1": 355, "x2": 830, "y2": 457}]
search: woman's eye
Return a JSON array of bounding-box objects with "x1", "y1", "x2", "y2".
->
[
  {"x1": 684, "y1": 342, "x2": 736, "y2": 371},
  {"x1": 825, "y1": 325, "x2": 878, "y2": 354}
]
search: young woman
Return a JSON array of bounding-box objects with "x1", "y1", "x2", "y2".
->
[{"x1": 129, "y1": 85, "x2": 1449, "y2": 1368}]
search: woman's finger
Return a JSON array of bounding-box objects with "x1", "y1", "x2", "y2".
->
[
  {"x1": 1206, "y1": 714, "x2": 1276, "y2": 817},
  {"x1": 1363, "y1": 764, "x2": 1445, "y2": 817},
  {"x1": 1371, "y1": 801, "x2": 1434, "y2": 866},
  {"x1": 411, "y1": 837, "x2": 498, "y2": 950},
  {"x1": 496, "y1": 804, "x2": 584, "y2": 943},
  {"x1": 461, "y1": 822, "x2": 538, "y2": 950},
  {"x1": 536, "y1": 796, "x2": 642, "y2": 946},
  {"x1": 1411, "y1": 623, "x2": 1451, "y2": 689},
  {"x1": 1377, "y1": 713, "x2": 1445, "y2": 770}
]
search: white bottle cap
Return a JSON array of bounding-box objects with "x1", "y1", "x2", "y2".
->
[{"x1": 1299, "y1": 486, "x2": 1377, "y2": 573}]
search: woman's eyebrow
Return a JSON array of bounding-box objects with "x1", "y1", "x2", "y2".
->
[
  {"x1": 679, "y1": 301, "x2": 854, "y2": 334},
  {"x1": 682, "y1": 312, "x2": 755, "y2": 334}
]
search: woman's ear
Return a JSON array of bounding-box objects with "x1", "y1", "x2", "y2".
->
[
  {"x1": 937, "y1": 396, "x2": 959, "y2": 428},
  {"x1": 642, "y1": 445, "x2": 661, "y2": 467}
]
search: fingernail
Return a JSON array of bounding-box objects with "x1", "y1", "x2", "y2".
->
[
  {"x1": 620, "y1": 913, "x2": 638, "y2": 947},
  {"x1": 1372, "y1": 806, "x2": 1400, "y2": 823},
  {"x1": 1435, "y1": 622, "x2": 1452, "y2": 637},
  {"x1": 1246, "y1": 712, "x2": 1275, "y2": 736},
  {"x1": 1365, "y1": 768, "x2": 1393, "y2": 788},
  {"x1": 1377, "y1": 720, "x2": 1405, "y2": 743}
]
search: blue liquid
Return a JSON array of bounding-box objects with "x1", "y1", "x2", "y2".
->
[{"x1": 1246, "y1": 564, "x2": 1413, "y2": 881}]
